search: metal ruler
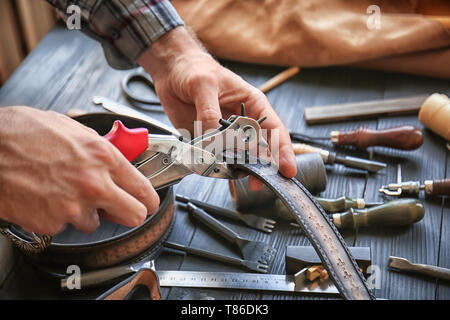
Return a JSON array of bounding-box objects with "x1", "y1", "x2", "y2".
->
[{"x1": 156, "y1": 270, "x2": 339, "y2": 295}]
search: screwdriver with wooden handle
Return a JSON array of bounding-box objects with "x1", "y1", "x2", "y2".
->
[
  {"x1": 292, "y1": 143, "x2": 386, "y2": 172},
  {"x1": 290, "y1": 125, "x2": 423, "y2": 150}
]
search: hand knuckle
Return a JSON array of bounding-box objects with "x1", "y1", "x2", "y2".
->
[
  {"x1": 79, "y1": 176, "x2": 107, "y2": 200},
  {"x1": 188, "y1": 73, "x2": 217, "y2": 89},
  {"x1": 133, "y1": 179, "x2": 151, "y2": 200},
  {"x1": 45, "y1": 223, "x2": 66, "y2": 236},
  {"x1": 84, "y1": 139, "x2": 116, "y2": 166},
  {"x1": 198, "y1": 108, "x2": 221, "y2": 123},
  {"x1": 148, "y1": 197, "x2": 160, "y2": 214}
]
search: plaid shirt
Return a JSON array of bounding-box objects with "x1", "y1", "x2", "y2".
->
[{"x1": 46, "y1": 0, "x2": 184, "y2": 69}]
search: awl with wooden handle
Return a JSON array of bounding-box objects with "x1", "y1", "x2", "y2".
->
[
  {"x1": 291, "y1": 125, "x2": 423, "y2": 150},
  {"x1": 292, "y1": 143, "x2": 386, "y2": 173},
  {"x1": 380, "y1": 178, "x2": 450, "y2": 197},
  {"x1": 314, "y1": 196, "x2": 382, "y2": 213}
]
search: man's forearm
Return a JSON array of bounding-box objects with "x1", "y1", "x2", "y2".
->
[
  {"x1": 45, "y1": 0, "x2": 184, "y2": 69},
  {"x1": 138, "y1": 26, "x2": 209, "y2": 80}
]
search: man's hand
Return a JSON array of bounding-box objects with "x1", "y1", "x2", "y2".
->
[
  {"x1": 0, "y1": 107, "x2": 159, "y2": 235},
  {"x1": 139, "y1": 27, "x2": 297, "y2": 188}
]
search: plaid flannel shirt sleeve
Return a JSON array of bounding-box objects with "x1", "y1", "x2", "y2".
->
[{"x1": 46, "y1": 0, "x2": 184, "y2": 69}]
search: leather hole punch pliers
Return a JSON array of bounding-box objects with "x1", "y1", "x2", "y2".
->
[
  {"x1": 104, "y1": 107, "x2": 269, "y2": 190},
  {"x1": 0, "y1": 107, "x2": 268, "y2": 254}
]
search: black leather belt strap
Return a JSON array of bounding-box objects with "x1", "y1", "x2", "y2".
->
[{"x1": 232, "y1": 161, "x2": 375, "y2": 300}]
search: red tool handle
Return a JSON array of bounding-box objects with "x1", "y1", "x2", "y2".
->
[
  {"x1": 335, "y1": 125, "x2": 423, "y2": 150},
  {"x1": 103, "y1": 120, "x2": 149, "y2": 162}
]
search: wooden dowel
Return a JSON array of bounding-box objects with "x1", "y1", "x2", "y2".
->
[{"x1": 258, "y1": 66, "x2": 300, "y2": 94}]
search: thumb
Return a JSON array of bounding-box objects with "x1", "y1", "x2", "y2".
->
[{"x1": 194, "y1": 82, "x2": 222, "y2": 133}]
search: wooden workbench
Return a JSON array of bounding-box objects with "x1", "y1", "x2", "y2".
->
[{"x1": 0, "y1": 24, "x2": 449, "y2": 300}]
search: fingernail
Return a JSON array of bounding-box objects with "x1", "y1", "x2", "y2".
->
[{"x1": 280, "y1": 149, "x2": 297, "y2": 178}]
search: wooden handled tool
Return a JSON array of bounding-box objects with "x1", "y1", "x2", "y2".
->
[
  {"x1": 332, "y1": 125, "x2": 423, "y2": 150},
  {"x1": 331, "y1": 199, "x2": 425, "y2": 229},
  {"x1": 292, "y1": 143, "x2": 387, "y2": 172},
  {"x1": 303, "y1": 95, "x2": 428, "y2": 124},
  {"x1": 380, "y1": 178, "x2": 450, "y2": 196},
  {"x1": 379, "y1": 164, "x2": 450, "y2": 196},
  {"x1": 313, "y1": 196, "x2": 382, "y2": 214},
  {"x1": 291, "y1": 125, "x2": 423, "y2": 150},
  {"x1": 289, "y1": 199, "x2": 424, "y2": 230},
  {"x1": 258, "y1": 67, "x2": 300, "y2": 93},
  {"x1": 389, "y1": 256, "x2": 450, "y2": 281}
]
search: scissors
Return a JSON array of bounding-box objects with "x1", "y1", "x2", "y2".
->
[
  {"x1": 104, "y1": 105, "x2": 268, "y2": 190},
  {"x1": 121, "y1": 67, "x2": 163, "y2": 111}
]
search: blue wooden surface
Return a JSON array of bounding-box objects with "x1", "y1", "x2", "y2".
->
[{"x1": 0, "y1": 24, "x2": 449, "y2": 300}]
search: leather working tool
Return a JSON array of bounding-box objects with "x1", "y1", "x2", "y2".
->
[
  {"x1": 92, "y1": 96, "x2": 180, "y2": 137},
  {"x1": 292, "y1": 143, "x2": 387, "y2": 173},
  {"x1": 92, "y1": 268, "x2": 340, "y2": 298},
  {"x1": 164, "y1": 241, "x2": 269, "y2": 273},
  {"x1": 121, "y1": 67, "x2": 164, "y2": 112},
  {"x1": 312, "y1": 196, "x2": 382, "y2": 213},
  {"x1": 182, "y1": 203, "x2": 277, "y2": 266},
  {"x1": 66, "y1": 263, "x2": 338, "y2": 297},
  {"x1": 329, "y1": 199, "x2": 424, "y2": 229},
  {"x1": 274, "y1": 196, "x2": 382, "y2": 221},
  {"x1": 175, "y1": 194, "x2": 276, "y2": 233},
  {"x1": 2, "y1": 114, "x2": 177, "y2": 272},
  {"x1": 388, "y1": 256, "x2": 450, "y2": 281},
  {"x1": 290, "y1": 125, "x2": 423, "y2": 150},
  {"x1": 288, "y1": 199, "x2": 424, "y2": 230},
  {"x1": 285, "y1": 246, "x2": 371, "y2": 275},
  {"x1": 34, "y1": 108, "x2": 371, "y2": 299},
  {"x1": 303, "y1": 95, "x2": 428, "y2": 124},
  {"x1": 100, "y1": 111, "x2": 373, "y2": 299},
  {"x1": 379, "y1": 164, "x2": 450, "y2": 196},
  {"x1": 2, "y1": 107, "x2": 265, "y2": 256},
  {"x1": 102, "y1": 106, "x2": 267, "y2": 190}
]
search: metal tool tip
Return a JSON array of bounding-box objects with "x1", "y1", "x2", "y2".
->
[
  {"x1": 257, "y1": 116, "x2": 267, "y2": 125},
  {"x1": 388, "y1": 256, "x2": 411, "y2": 269},
  {"x1": 241, "y1": 103, "x2": 246, "y2": 117},
  {"x1": 219, "y1": 118, "x2": 232, "y2": 127}
]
